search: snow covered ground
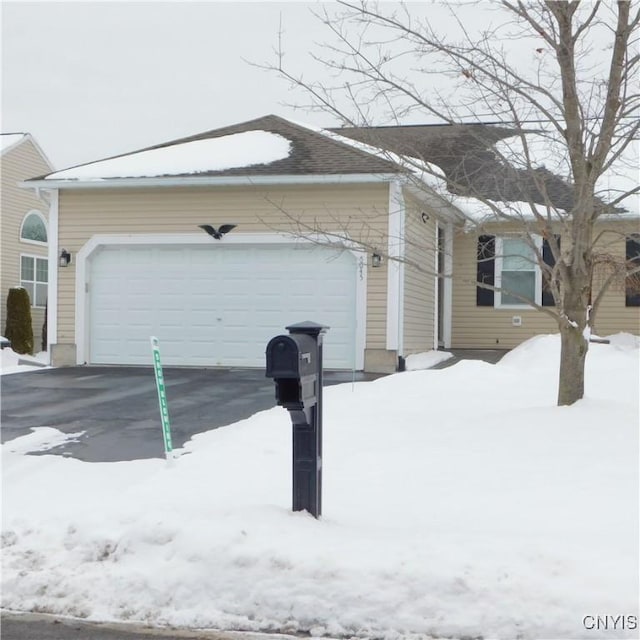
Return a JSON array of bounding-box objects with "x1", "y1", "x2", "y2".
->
[
  {"x1": 2, "y1": 334, "x2": 638, "y2": 639},
  {"x1": 0, "y1": 346, "x2": 49, "y2": 375}
]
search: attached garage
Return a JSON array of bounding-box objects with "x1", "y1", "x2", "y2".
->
[
  {"x1": 31, "y1": 115, "x2": 454, "y2": 373},
  {"x1": 86, "y1": 241, "x2": 361, "y2": 369}
]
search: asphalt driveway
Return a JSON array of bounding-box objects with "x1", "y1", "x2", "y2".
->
[{"x1": 1, "y1": 366, "x2": 379, "y2": 462}]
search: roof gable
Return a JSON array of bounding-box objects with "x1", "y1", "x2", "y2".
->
[
  {"x1": 1, "y1": 133, "x2": 29, "y2": 156},
  {"x1": 40, "y1": 115, "x2": 400, "y2": 182},
  {"x1": 1, "y1": 133, "x2": 55, "y2": 171}
]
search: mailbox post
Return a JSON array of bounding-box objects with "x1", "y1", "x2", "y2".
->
[{"x1": 265, "y1": 321, "x2": 328, "y2": 518}]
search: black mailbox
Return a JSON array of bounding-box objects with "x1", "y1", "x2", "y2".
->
[
  {"x1": 266, "y1": 334, "x2": 319, "y2": 410},
  {"x1": 266, "y1": 334, "x2": 317, "y2": 379},
  {"x1": 265, "y1": 321, "x2": 328, "y2": 519}
]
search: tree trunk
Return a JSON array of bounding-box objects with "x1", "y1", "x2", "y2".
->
[{"x1": 557, "y1": 323, "x2": 589, "y2": 406}]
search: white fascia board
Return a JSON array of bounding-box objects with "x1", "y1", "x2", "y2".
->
[{"x1": 22, "y1": 173, "x2": 399, "y2": 190}]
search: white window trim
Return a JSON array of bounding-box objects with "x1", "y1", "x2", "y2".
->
[
  {"x1": 495, "y1": 235, "x2": 542, "y2": 309},
  {"x1": 19, "y1": 209, "x2": 48, "y2": 246},
  {"x1": 20, "y1": 253, "x2": 48, "y2": 308}
]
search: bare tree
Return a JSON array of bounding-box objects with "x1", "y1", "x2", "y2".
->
[{"x1": 268, "y1": 0, "x2": 639, "y2": 406}]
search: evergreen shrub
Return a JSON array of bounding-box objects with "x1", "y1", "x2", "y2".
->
[{"x1": 4, "y1": 287, "x2": 34, "y2": 355}]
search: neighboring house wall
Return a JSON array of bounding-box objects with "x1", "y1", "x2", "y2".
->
[
  {"x1": 0, "y1": 138, "x2": 52, "y2": 351},
  {"x1": 53, "y1": 183, "x2": 393, "y2": 366},
  {"x1": 451, "y1": 220, "x2": 640, "y2": 349}
]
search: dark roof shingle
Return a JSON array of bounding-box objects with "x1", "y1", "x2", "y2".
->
[
  {"x1": 38, "y1": 115, "x2": 401, "y2": 181},
  {"x1": 331, "y1": 123, "x2": 579, "y2": 211}
]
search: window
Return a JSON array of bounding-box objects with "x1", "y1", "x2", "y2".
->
[
  {"x1": 20, "y1": 211, "x2": 47, "y2": 244},
  {"x1": 20, "y1": 255, "x2": 48, "y2": 307},
  {"x1": 496, "y1": 237, "x2": 541, "y2": 306},
  {"x1": 626, "y1": 235, "x2": 640, "y2": 307},
  {"x1": 476, "y1": 235, "x2": 545, "y2": 307}
]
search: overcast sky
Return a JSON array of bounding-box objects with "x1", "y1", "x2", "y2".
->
[
  {"x1": 2, "y1": 2, "x2": 356, "y2": 169},
  {"x1": 2, "y1": 2, "x2": 627, "y2": 174}
]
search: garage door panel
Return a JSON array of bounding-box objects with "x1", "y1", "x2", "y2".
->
[{"x1": 89, "y1": 244, "x2": 357, "y2": 368}]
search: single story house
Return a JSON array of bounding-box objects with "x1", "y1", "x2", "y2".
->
[
  {"x1": 334, "y1": 123, "x2": 640, "y2": 349},
  {"x1": 1, "y1": 133, "x2": 54, "y2": 351},
  {"x1": 25, "y1": 115, "x2": 639, "y2": 371}
]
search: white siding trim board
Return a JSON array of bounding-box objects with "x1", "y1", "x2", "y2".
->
[
  {"x1": 47, "y1": 190, "x2": 59, "y2": 359},
  {"x1": 433, "y1": 221, "x2": 454, "y2": 350},
  {"x1": 386, "y1": 180, "x2": 405, "y2": 355},
  {"x1": 443, "y1": 221, "x2": 454, "y2": 349}
]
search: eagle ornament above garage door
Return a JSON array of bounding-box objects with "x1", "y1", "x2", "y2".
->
[{"x1": 88, "y1": 243, "x2": 359, "y2": 369}]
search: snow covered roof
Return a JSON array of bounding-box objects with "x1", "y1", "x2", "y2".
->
[
  {"x1": 36, "y1": 115, "x2": 401, "y2": 183},
  {"x1": 335, "y1": 123, "x2": 639, "y2": 219},
  {"x1": 29, "y1": 116, "x2": 637, "y2": 223},
  {"x1": 46, "y1": 131, "x2": 292, "y2": 181}
]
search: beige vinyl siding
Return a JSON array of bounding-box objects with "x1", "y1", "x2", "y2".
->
[
  {"x1": 0, "y1": 139, "x2": 51, "y2": 350},
  {"x1": 591, "y1": 225, "x2": 640, "y2": 336},
  {"x1": 366, "y1": 261, "x2": 388, "y2": 350},
  {"x1": 451, "y1": 221, "x2": 640, "y2": 349},
  {"x1": 402, "y1": 193, "x2": 437, "y2": 355},
  {"x1": 56, "y1": 183, "x2": 390, "y2": 352}
]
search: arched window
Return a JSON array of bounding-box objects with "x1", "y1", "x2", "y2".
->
[{"x1": 20, "y1": 210, "x2": 47, "y2": 244}]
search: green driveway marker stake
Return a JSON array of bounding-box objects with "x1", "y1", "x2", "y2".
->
[{"x1": 150, "y1": 336, "x2": 173, "y2": 459}]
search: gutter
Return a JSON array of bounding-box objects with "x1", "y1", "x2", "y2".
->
[{"x1": 21, "y1": 173, "x2": 400, "y2": 190}]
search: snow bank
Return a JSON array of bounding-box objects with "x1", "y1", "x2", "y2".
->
[
  {"x1": 2, "y1": 335, "x2": 638, "y2": 639},
  {"x1": 0, "y1": 347, "x2": 49, "y2": 375},
  {"x1": 3, "y1": 427, "x2": 85, "y2": 455},
  {"x1": 404, "y1": 349, "x2": 453, "y2": 370}
]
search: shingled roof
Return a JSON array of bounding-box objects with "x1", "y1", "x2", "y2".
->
[
  {"x1": 38, "y1": 115, "x2": 401, "y2": 182},
  {"x1": 331, "y1": 123, "x2": 582, "y2": 212}
]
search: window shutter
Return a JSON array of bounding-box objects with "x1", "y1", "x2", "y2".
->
[
  {"x1": 626, "y1": 235, "x2": 640, "y2": 307},
  {"x1": 542, "y1": 236, "x2": 559, "y2": 307},
  {"x1": 476, "y1": 235, "x2": 495, "y2": 306}
]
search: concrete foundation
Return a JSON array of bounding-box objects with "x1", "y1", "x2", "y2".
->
[
  {"x1": 50, "y1": 343, "x2": 77, "y2": 366},
  {"x1": 364, "y1": 348, "x2": 398, "y2": 374}
]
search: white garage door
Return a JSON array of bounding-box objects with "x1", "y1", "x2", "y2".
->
[{"x1": 88, "y1": 244, "x2": 358, "y2": 368}]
